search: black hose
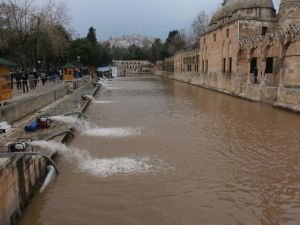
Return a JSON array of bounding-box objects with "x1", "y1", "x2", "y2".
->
[{"x1": 18, "y1": 152, "x2": 59, "y2": 174}]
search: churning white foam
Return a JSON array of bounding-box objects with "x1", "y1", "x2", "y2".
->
[
  {"x1": 31, "y1": 140, "x2": 158, "y2": 177},
  {"x1": 82, "y1": 127, "x2": 143, "y2": 138},
  {"x1": 80, "y1": 157, "x2": 153, "y2": 177},
  {"x1": 49, "y1": 116, "x2": 141, "y2": 138},
  {"x1": 93, "y1": 101, "x2": 113, "y2": 104}
]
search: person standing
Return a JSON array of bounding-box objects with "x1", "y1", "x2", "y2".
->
[
  {"x1": 41, "y1": 71, "x2": 46, "y2": 86},
  {"x1": 15, "y1": 71, "x2": 22, "y2": 90},
  {"x1": 253, "y1": 67, "x2": 258, "y2": 84},
  {"x1": 33, "y1": 71, "x2": 38, "y2": 88},
  {"x1": 28, "y1": 72, "x2": 35, "y2": 89},
  {"x1": 21, "y1": 71, "x2": 29, "y2": 93},
  {"x1": 10, "y1": 72, "x2": 13, "y2": 89}
]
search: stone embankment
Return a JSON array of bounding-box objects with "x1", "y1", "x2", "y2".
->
[
  {"x1": 0, "y1": 78, "x2": 100, "y2": 225},
  {"x1": 156, "y1": 71, "x2": 300, "y2": 113}
]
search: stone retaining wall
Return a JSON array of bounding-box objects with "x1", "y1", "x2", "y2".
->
[
  {"x1": 0, "y1": 77, "x2": 91, "y2": 124},
  {"x1": 275, "y1": 87, "x2": 300, "y2": 112},
  {"x1": 0, "y1": 86, "x2": 68, "y2": 124},
  {"x1": 65, "y1": 77, "x2": 91, "y2": 91},
  {"x1": 0, "y1": 154, "x2": 47, "y2": 225},
  {"x1": 156, "y1": 70, "x2": 300, "y2": 113}
]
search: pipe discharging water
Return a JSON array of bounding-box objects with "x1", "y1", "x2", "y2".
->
[
  {"x1": 49, "y1": 116, "x2": 89, "y2": 130},
  {"x1": 50, "y1": 115, "x2": 142, "y2": 138},
  {"x1": 84, "y1": 95, "x2": 113, "y2": 104},
  {"x1": 83, "y1": 95, "x2": 96, "y2": 101},
  {"x1": 97, "y1": 81, "x2": 121, "y2": 90},
  {"x1": 31, "y1": 140, "x2": 167, "y2": 177},
  {"x1": 40, "y1": 165, "x2": 56, "y2": 193},
  {"x1": 97, "y1": 81, "x2": 107, "y2": 87}
]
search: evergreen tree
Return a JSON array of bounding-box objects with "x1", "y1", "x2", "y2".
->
[
  {"x1": 150, "y1": 39, "x2": 167, "y2": 62},
  {"x1": 191, "y1": 11, "x2": 209, "y2": 47},
  {"x1": 87, "y1": 26, "x2": 97, "y2": 44},
  {"x1": 164, "y1": 30, "x2": 186, "y2": 56}
]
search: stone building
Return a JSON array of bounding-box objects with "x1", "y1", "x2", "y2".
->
[
  {"x1": 113, "y1": 60, "x2": 154, "y2": 76},
  {"x1": 156, "y1": 0, "x2": 300, "y2": 112},
  {"x1": 174, "y1": 49, "x2": 199, "y2": 74},
  {"x1": 202, "y1": 0, "x2": 300, "y2": 87}
]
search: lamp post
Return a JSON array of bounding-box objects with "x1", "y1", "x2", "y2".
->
[{"x1": 32, "y1": 15, "x2": 41, "y2": 72}]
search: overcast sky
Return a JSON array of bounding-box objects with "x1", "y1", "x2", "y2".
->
[{"x1": 60, "y1": 0, "x2": 281, "y2": 41}]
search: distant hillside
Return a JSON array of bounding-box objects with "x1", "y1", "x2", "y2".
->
[{"x1": 106, "y1": 34, "x2": 157, "y2": 48}]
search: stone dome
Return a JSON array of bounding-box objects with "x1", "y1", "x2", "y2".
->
[
  {"x1": 231, "y1": 0, "x2": 274, "y2": 11},
  {"x1": 211, "y1": 0, "x2": 275, "y2": 22},
  {"x1": 210, "y1": 8, "x2": 222, "y2": 25}
]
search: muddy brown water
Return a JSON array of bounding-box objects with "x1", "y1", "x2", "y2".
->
[{"x1": 19, "y1": 77, "x2": 300, "y2": 225}]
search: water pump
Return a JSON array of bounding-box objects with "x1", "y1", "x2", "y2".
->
[
  {"x1": 37, "y1": 114, "x2": 52, "y2": 129},
  {"x1": 7, "y1": 138, "x2": 33, "y2": 153},
  {"x1": 24, "y1": 115, "x2": 52, "y2": 132}
]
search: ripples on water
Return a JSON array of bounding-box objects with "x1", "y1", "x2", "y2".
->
[{"x1": 19, "y1": 77, "x2": 300, "y2": 225}]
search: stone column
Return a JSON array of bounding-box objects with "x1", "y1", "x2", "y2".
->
[{"x1": 279, "y1": 58, "x2": 285, "y2": 87}]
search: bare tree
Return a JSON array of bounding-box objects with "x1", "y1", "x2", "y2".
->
[
  {"x1": 191, "y1": 10, "x2": 210, "y2": 47},
  {"x1": 40, "y1": 0, "x2": 71, "y2": 27},
  {"x1": 0, "y1": 0, "x2": 36, "y2": 65},
  {"x1": 34, "y1": 0, "x2": 71, "y2": 60},
  {"x1": 0, "y1": 0, "x2": 71, "y2": 67}
]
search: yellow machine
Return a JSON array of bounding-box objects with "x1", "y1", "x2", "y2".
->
[{"x1": 0, "y1": 58, "x2": 16, "y2": 104}]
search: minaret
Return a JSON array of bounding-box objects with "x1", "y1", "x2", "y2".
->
[{"x1": 278, "y1": 0, "x2": 300, "y2": 26}]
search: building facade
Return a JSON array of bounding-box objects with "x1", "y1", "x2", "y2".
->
[
  {"x1": 201, "y1": 0, "x2": 300, "y2": 87},
  {"x1": 156, "y1": 0, "x2": 300, "y2": 112},
  {"x1": 113, "y1": 60, "x2": 154, "y2": 76},
  {"x1": 174, "y1": 49, "x2": 200, "y2": 74}
]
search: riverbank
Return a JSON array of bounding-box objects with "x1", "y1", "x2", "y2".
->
[
  {"x1": 0, "y1": 78, "x2": 100, "y2": 225},
  {"x1": 156, "y1": 71, "x2": 300, "y2": 113}
]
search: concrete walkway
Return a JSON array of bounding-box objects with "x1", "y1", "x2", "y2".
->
[{"x1": 11, "y1": 79, "x2": 64, "y2": 103}]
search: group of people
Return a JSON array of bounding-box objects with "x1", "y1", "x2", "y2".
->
[{"x1": 13, "y1": 70, "x2": 62, "y2": 93}]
